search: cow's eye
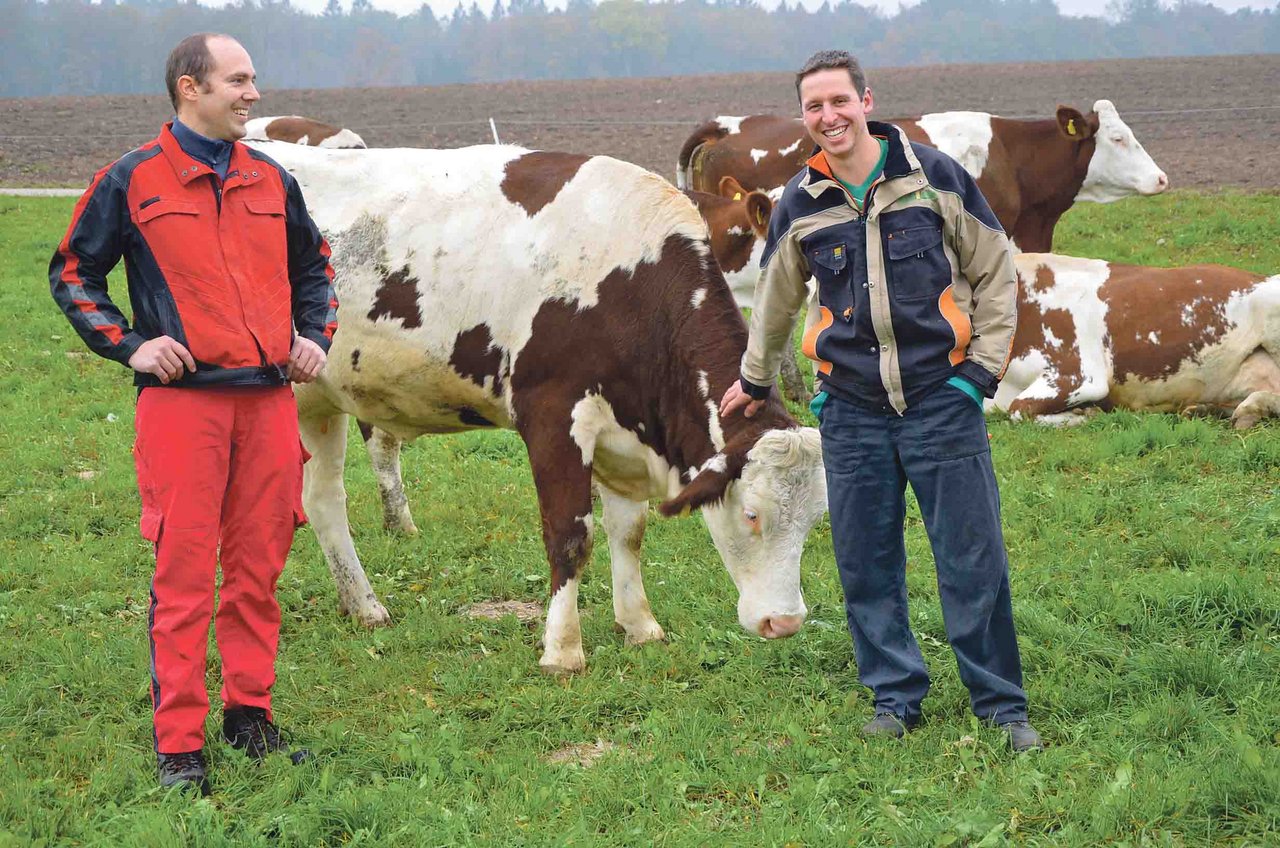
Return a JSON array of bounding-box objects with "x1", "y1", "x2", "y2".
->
[
  {"x1": 1111, "y1": 135, "x2": 1126, "y2": 145},
  {"x1": 744, "y1": 509, "x2": 760, "y2": 529}
]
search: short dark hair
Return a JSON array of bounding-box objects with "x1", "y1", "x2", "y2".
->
[
  {"x1": 164, "y1": 33, "x2": 226, "y2": 112},
  {"x1": 795, "y1": 50, "x2": 867, "y2": 101}
]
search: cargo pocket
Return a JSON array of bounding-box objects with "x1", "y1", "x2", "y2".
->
[
  {"x1": 810, "y1": 242, "x2": 856, "y2": 323},
  {"x1": 133, "y1": 440, "x2": 164, "y2": 544},
  {"x1": 884, "y1": 225, "x2": 949, "y2": 302}
]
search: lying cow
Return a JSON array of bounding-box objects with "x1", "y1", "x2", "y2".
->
[
  {"x1": 997, "y1": 253, "x2": 1280, "y2": 427},
  {"x1": 255, "y1": 142, "x2": 827, "y2": 674},
  {"x1": 677, "y1": 101, "x2": 1169, "y2": 252},
  {"x1": 245, "y1": 115, "x2": 367, "y2": 149}
]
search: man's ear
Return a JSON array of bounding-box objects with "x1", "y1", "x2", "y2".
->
[
  {"x1": 658, "y1": 452, "x2": 747, "y2": 517},
  {"x1": 1055, "y1": 106, "x2": 1094, "y2": 142}
]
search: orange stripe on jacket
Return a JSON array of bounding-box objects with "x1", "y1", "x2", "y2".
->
[
  {"x1": 937, "y1": 285, "x2": 971, "y2": 366},
  {"x1": 802, "y1": 305, "x2": 835, "y2": 375}
]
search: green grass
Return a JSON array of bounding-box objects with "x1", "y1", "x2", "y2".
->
[{"x1": 2, "y1": 193, "x2": 1278, "y2": 846}]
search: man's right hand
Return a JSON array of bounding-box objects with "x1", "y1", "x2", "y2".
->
[
  {"x1": 128, "y1": 336, "x2": 196, "y2": 384},
  {"x1": 720, "y1": 380, "x2": 766, "y2": 419}
]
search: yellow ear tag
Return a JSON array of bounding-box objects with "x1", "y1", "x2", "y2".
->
[
  {"x1": 733, "y1": 192, "x2": 742, "y2": 201},
  {"x1": 1067, "y1": 118, "x2": 1077, "y2": 136},
  {"x1": 756, "y1": 208, "x2": 765, "y2": 226}
]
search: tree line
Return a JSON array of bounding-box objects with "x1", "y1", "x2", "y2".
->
[{"x1": 3, "y1": 0, "x2": 1278, "y2": 98}]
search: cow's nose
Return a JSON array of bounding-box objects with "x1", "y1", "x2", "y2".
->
[
  {"x1": 1156, "y1": 172, "x2": 1169, "y2": 191},
  {"x1": 758, "y1": 613, "x2": 805, "y2": 639}
]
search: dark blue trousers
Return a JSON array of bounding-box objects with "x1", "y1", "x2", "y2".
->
[{"x1": 818, "y1": 383, "x2": 1027, "y2": 725}]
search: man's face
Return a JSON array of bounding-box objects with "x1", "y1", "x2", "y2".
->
[
  {"x1": 181, "y1": 37, "x2": 259, "y2": 141},
  {"x1": 799, "y1": 68, "x2": 874, "y2": 162}
]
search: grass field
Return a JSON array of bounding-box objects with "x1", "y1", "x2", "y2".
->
[{"x1": 1, "y1": 192, "x2": 1278, "y2": 846}]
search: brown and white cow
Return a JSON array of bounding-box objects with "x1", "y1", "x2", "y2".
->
[
  {"x1": 683, "y1": 183, "x2": 773, "y2": 307},
  {"x1": 244, "y1": 115, "x2": 367, "y2": 149},
  {"x1": 254, "y1": 142, "x2": 828, "y2": 674},
  {"x1": 996, "y1": 253, "x2": 1280, "y2": 427},
  {"x1": 677, "y1": 102, "x2": 1169, "y2": 252}
]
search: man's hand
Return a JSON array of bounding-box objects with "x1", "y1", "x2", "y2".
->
[
  {"x1": 128, "y1": 336, "x2": 196, "y2": 384},
  {"x1": 720, "y1": 380, "x2": 765, "y2": 419},
  {"x1": 288, "y1": 336, "x2": 327, "y2": 383}
]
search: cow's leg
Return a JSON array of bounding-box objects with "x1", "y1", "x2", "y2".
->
[
  {"x1": 357, "y1": 420, "x2": 419, "y2": 535},
  {"x1": 520, "y1": 416, "x2": 595, "y2": 675},
  {"x1": 300, "y1": 411, "x2": 391, "y2": 626},
  {"x1": 598, "y1": 486, "x2": 665, "y2": 646},
  {"x1": 1231, "y1": 390, "x2": 1280, "y2": 429}
]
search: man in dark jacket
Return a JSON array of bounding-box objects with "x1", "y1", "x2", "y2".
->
[
  {"x1": 50, "y1": 32, "x2": 338, "y2": 793},
  {"x1": 721, "y1": 50, "x2": 1042, "y2": 751}
]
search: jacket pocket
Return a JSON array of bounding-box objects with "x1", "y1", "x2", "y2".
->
[
  {"x1": 134, "y1": 200, "x2": 199, "y2": 224},
  {"x1": 810, "y1": 242, "x2": 856, "y2": 323},
  {"x1": 884, "y1": 224, "x2": 949, "y2": 302},
  {"x1": 244, "y1": 198, "x2": 286, "y2": 217}
]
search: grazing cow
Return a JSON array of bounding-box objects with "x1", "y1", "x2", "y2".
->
[
  {"x1": 996, "y1": 253, "x2": 1280, "y2": 427},
  {"x1": 677, "y1": 101, "x2": 1169, "y2": 252},
  {"x1": 244, "y1": 115, "x2": 367, "y2": 149},
  {"x1": 254, "y1": 142, "x2": 828, "y2": 674}
]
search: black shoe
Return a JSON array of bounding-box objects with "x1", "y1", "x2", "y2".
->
[
  {"x1": 998, "y1": 719, "x2": 1045, "y2": 752},
  {"x1": 861, "y1": 711, "x2": 916, "y2": 739},
  {"x1": 223, "y1": 706, "x2": 311, "y2": 763},
  {"x1": 158, "y1": 749, "x2": 210, "y2": 795}
]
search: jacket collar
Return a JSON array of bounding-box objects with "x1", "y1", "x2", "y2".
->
[
  {"x1": 800, "y1": 121, "x2": 920, "y2": 199},
  {"x1": 158, "y1": 122, "x2": 268, "y2": 189}
]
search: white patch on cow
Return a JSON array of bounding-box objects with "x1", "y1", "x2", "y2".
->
[
  {"x1": 750, "y1": 148, "x2": 769, "y2": 164},
  {"x1": 1182, "y1": 304, "x2": 1196, "y2": 326},
  {"x1": 320, "y1": 128, "x2": 368, "y2": 149},
  {"x1": 697, "y1": 370, "x2": 710, "y2": 398},
  {"x1": 691, "y1": 287, "x2": 708, "y2": 309},
  {"x1": 1075, "y1": 100, "x2": 1168, "y2": 203},
  {"x1": 706, "y1": 402, "x2": 725, "y2": 451},
  {"x1": 296, "y1": 134, "x2": 310, "y2": 146},
  {"x1": 1043, "y1": 326, "x2": 1062, "y2": 350},
  {"x1": 779, "y1": 139, "x2": 802, "y2": 157},
  {"x1": 700, "y1": 453, "x2": 728, "y2": 475},
  {"x1": 716, "y1": 116, "x2": 746, "y2": 135},
  {"x1": 569, "y1": 392, "x2": 681, "y2": 501},
  {"x1": 541, "y1": 577, "x2": 584, "y2": 672},
  {"x1": 1148, "y1": 331, "x2": 1160, "y2": 344},
  {"x1": 721, "y1": 235, "x2": 767, "y2": 309},
  {"x1": 917, "y1": 111, "x2": 994, "y2": 179},
  {"x1": 242, "y1": 116, "x2": 278, "y2": 141},
  {"x1": 725, "y1": 226, "x2": 747, "y2": 236}
]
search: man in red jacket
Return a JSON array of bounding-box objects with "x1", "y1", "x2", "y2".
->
[{"x1": 50, "y1": 32, "x2": 338, "y2": 795}]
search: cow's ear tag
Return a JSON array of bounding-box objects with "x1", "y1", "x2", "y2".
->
[
  {"x1": 755, "y1": 208, "x2": 765, "y2": 226},
  {"x1": 1066, "y1": 119, "x2": 1077, "y2": 136},
  {"x1": 733, "y1": 192, "x2": 742, "y2": 201}
]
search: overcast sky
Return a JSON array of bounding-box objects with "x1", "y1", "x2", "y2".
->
[{"x1": 208, "y1": 0, "x2": 1276, "y2": 19}]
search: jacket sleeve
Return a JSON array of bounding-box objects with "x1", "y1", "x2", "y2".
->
[
  {"x1": 284, "y1": 173, "x2": 338, "y2": 353},
  {"x1": 950, "y1": 167, "x2": 1018, "y2": 398},
  {"x1": 739, "y1": 205, "x2": 810, "y2": 397},
  {"x1": 48, "y1": 169, "x2": 146, "y2": 367}
]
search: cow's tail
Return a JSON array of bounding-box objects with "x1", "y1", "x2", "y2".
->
[{"x1": 676, "y1": 120, "x2": 730, "y2": 191}]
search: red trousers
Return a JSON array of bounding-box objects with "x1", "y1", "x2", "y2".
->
[{"x1": 134, "y1": 386, "x2": 306, "y2": 754}]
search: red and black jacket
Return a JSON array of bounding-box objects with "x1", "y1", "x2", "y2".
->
[{"x1": 50, "y1": 123, "x2": 338, "y2": 388}]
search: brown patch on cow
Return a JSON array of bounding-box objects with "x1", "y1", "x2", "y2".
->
[
  {"x1": 350, "y1": 348, "x2": 361, "y2": 371},
  {"x1": 545, "y1": 739, "x2": 617, "y2": 767},
  {"x1": 501, "y1": 152, "x2": 591, "y2": 217},
  {"x1": 357, "y1": 419, "x2": 374, "y2": 442},
  {"x1": 263, "y1": 116, "x2": 342, "y2": 146},
  {"x1": 449, "y1": 324, "x2": 505, "y2": 397},
  {"x1": 1100, "y1": 263, "x2": 1263, "y2": 383},
  {"x1": 464, "y1": 600, "x2": 542, "y2": 623},
  {"x1": 684, "y1": 189, "x2": 758, "y2": 275},
  {"x1": 367, "y1": 264, "x2": 422, "y2": 328}
]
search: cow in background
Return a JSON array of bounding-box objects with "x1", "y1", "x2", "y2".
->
[
  {"x1": 677, "y1": 101, "x2": 1169, "y2": 253},
  {"x1": 245, "y1": 116, "x2": 367, "y2": 149},
  {"x1": 998, "y1": 253, "x2": 1280, "y2": 427},
  {"x1": 257, "y1": 142, "x2": 828, "y2": 674}
]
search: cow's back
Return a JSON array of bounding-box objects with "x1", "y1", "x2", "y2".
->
[{"x1": 256, "y1": 143, "x2": 711, "y2": 436}]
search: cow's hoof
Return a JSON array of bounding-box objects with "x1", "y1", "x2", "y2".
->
[
  {"x1": 1232, "y1": 413, "x2": 1261, "y2": 430},
  {"x1": 539, "y1": 651, "x2": 586, "y2": 676},
  {"x1": 385, "y1": 516, "x2": 420, "y2": 536},
  {"x1": 619, "y1": 621, "x2": 666, "y2": 646},
  {"x1": 355, "y1": 602, "x2": 392, "y2": 628}
]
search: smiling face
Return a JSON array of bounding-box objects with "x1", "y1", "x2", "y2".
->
[
  {"x1": 177, "y1": 36, "x2": 259, "y2": 142},
  {"x1": 799, "y1": 68, "x2": 874, "y2": 167}
]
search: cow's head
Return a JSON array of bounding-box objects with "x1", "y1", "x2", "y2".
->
[
  {"x1": 1061, "y1": 100, "x2": 1168, "y2": 203},
  {"x1": 660, "y1": 425, "x2": 825, "y2": 639}
]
